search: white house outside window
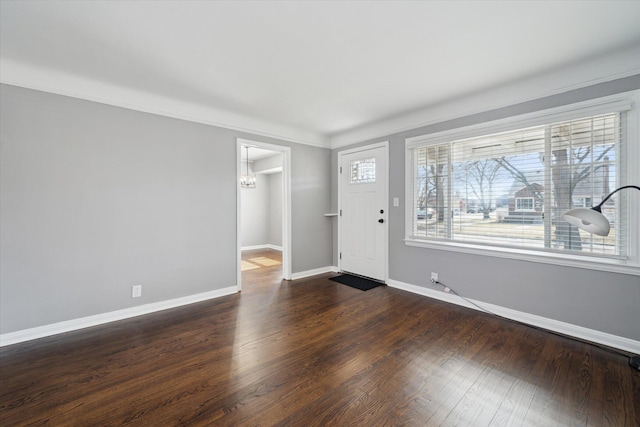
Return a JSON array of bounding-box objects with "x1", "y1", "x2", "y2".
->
[{"x1": 405, "y1": 92, "x2": 639, "y2": 273}]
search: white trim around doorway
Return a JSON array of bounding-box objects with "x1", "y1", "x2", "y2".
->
[{"x1": 236, "y1": 138, "x2": 292, "y2": 290}]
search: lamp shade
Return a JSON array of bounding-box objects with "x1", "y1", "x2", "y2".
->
[{"x1": 562, "y1": 208, "x2": 610, "y2": 236}]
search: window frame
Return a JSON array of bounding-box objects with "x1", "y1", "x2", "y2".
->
[
  {"x1": 404, "y1": 91, "x2": 640, "y2": 276},
  {"x1": 515, "y1": 197, "x2": 535, "y2": 212}
]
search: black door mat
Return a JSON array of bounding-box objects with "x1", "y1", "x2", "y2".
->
[{"x1": 329, "y1": 274, "x2": 385, "y2": 291}]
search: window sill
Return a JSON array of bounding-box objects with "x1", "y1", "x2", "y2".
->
[{"x1": 404, "y1": 238, "x2": 640, "y2": 276}]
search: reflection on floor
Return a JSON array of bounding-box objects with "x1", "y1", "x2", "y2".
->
[
  {"x1": 241, "y1": 248, "x2": 283, "y2": 291},
  {"x1": 241, "y1": 256, "x2": 281, "y2": 271},
  {"x1": 240, "y1": 260, "x2": 260, "y2": 271}
]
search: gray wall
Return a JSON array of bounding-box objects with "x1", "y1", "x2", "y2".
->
[
  {"x1": 332, "y1": 74, "x2": 640, "y2": 342},
  {"x1": 291, "y1": 146, "x2": 333, "y2": 273},
  {"x1": 0, "y1": 84, "x2": 332, "y2": 334},
  {"x1": 269, "y1": 172, "x2": 283, "y2": 247},
  {"x1": 240, "y1": 164, "x2": 269, "y2": 247},
  {"x1": 240, "y1": 168, "x2": 283, "y2": 249}
]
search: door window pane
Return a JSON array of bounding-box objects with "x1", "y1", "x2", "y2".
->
[{"x1": 350, "y1": 158, "x2": 376, "y2": 183}]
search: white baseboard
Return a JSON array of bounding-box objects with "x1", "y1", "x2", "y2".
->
[
  {"x1": 291, "y1": 266, "x2": 338, "y2": 280},
  {"x1": 387, "y1": 279, "x2": 640, "y2": 354},
  {"x1": 0, "y1": 286, "x2": 238, "y2": 347},
  {"x1": 242, "y1": 244, "x2": 283, "y2": 251},
  {"x1": 7, "y1": 278, "x2": 634, "y2": 355}
]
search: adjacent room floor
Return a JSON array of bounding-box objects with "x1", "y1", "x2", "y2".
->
[{"x1": 241, "y1": 247, "x2": 283, "y2": 291}]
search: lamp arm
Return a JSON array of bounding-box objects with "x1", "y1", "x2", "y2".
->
[{"x1": 593, "y1": 185, "x2": 640, "y2": 211}]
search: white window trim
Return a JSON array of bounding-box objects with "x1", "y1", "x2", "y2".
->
[
  {"x1": 515, "y1": 197, "x2": 535, "y2": 212},
  {"x1": 405, "y1": 90, "x2": 640, "y2": 276}
]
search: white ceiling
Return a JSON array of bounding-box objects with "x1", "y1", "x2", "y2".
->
[{"x1": 2, "y1": 1, "x2": 640, "y2": 148}]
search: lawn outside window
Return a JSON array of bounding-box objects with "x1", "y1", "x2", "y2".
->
[{"x1": 405, "y1": 91, "x2": 640, "y2": 275}]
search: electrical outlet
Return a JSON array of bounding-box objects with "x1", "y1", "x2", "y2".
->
[
  {"x1": 431, "y1": 272, "x2": 438, "y2": 284},
  {"x1": 132, "y1": 285, "x2": 142, "y2": 298}
]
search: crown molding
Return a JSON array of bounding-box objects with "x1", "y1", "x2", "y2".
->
[
  {"x1": 329, "y1": 44, "x2": 640, "y2": 149},
  {"x1": 3, "y1": 43, "x2": 639, "y2": 153},
  {"x1": 0, "y1": 58, "x2": 330, "y2": 149}
]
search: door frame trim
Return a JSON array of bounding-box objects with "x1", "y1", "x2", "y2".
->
[
  {"x1": 236, "y1": 138, "x2": 292, "y2": 291},
  {"x1": 337, "y1": 141, "x2": 389, "y2": 282}
]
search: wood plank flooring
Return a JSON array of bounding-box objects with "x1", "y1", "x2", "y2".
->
[{"x1": 1, "y1": 249, "x2": 638, "y2": 426}]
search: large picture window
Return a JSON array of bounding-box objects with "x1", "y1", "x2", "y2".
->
[{"x1": 405, "y1": 94, "x2": 639, "y2": 271}]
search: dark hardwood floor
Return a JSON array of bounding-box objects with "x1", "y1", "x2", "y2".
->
[{"x1": 1, "y1": 248, "x2": 638, "y2": 426}]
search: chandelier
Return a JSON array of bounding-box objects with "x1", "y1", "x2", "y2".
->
[{"x1": 240, "y1": 145, "x2": 256, "y2": 188}]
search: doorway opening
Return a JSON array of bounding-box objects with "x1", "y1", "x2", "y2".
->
[{"x1": 236, "y1": 139, "x2": 291, "y2": 292}]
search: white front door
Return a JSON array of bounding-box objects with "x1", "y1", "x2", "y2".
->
[{"x1": 339, "y1": 144, "x2": 388, "y2": 281}]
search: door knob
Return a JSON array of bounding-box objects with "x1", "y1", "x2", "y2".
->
[{"x1": 378, "y1": 219, "x2": 384, "y2": 223}]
